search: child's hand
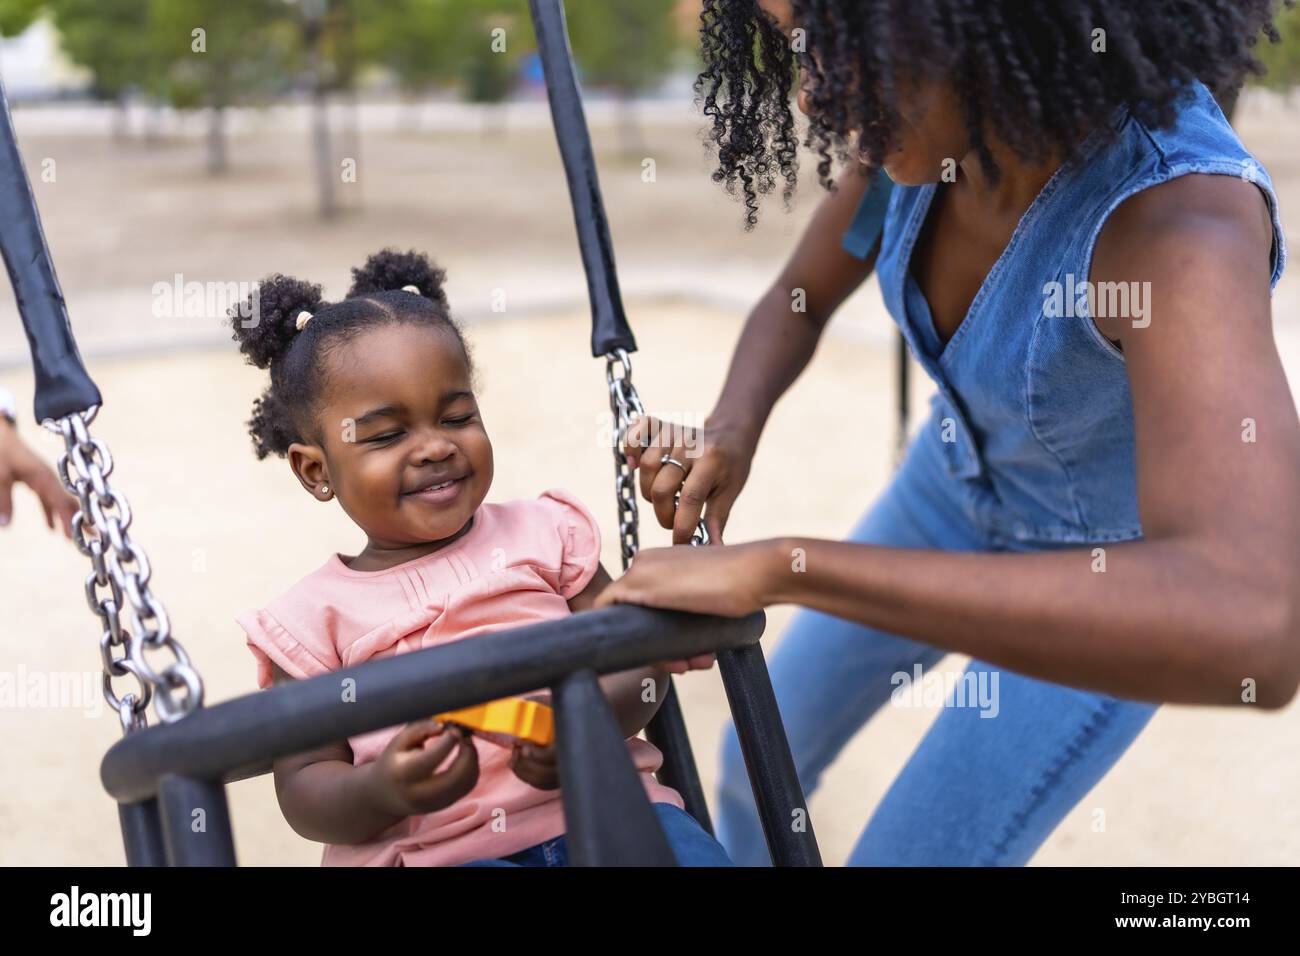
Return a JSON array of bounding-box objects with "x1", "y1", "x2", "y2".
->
[
  {"x1": 658, "y1": 653, "x2": 717, "y2": 675},
  {"x1": 365, "y1": 719, "x2": 480, "y2": 817},
  {"x1": 509, "y1": 741, "x2": 559, "y2": 790}
]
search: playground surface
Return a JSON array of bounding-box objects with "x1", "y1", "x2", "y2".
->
[{"x1": 1, "y1": 94, "x2": 1298, "y2": 865}]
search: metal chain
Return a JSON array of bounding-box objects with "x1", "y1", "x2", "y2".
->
[
  {"x1": 605, "y1": 349, "x2": 706, "y2": 571},
  {"x1": 44, "y1": 406, "x2": 204, "y2": 734}
]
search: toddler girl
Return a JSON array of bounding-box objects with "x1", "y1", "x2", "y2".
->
[{"x1": 230, "y1": 249, "x2": 731, "y2": 867}]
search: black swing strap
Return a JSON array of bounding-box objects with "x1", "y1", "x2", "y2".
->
[
  {"x1": 528, "y1": 0, "x2": 637, "y2": 358},
  {"x1": 0, "y1": 77, "x2": 101, "y2": 422}
]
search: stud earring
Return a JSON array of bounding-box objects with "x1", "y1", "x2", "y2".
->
[{"x1": 320, "y1": 484, "x2": 331, "y2": 498}]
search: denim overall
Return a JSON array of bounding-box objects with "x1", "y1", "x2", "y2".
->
[{"x1": 717, "y1": 80, "x2": 1287, "y2": 865}]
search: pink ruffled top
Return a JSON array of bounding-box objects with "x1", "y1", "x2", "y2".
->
[{"x1": 237, "y1": 488, "x2": 683, "y2": 866}]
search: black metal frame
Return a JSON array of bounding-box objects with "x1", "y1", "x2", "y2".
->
[{"x1": 98, "y1": 605, "x2": 819, "y2": 865}]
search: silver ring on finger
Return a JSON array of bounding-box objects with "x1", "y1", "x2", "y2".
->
[{"x1": 659, "y1": 454, "x2": 688, "y2": 473}]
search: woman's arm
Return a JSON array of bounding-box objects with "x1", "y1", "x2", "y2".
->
[
  {"x1": 631, "y1": 165, "x2": 883, "y2": 543},
  {"x1": 707, "y1": 164, "x2": 882, "y2": 444},
  {"x1": 598, "y1": 174, "x2": 1300, "y2": 709}
]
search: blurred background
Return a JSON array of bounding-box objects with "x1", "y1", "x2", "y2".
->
[{"x1": 0, "y1": 0, "x2": 1299, "y2": 866}]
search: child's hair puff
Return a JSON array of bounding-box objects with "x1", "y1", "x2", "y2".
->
[{"x1": 229, "y1": 248, "x2": 470, "y2": 460}]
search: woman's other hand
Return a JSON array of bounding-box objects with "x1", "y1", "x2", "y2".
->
[
  {"x1": 0, "y1": 417, "x2": 77, "y2": 537},
  {"x1": 594, "y1": 540, "x2": 780, "y2": 619}
]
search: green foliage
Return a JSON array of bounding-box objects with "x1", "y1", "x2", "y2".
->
[
  {"x1": 147, "y1": 0, "x2": 294, "y2": 109},
  {"x1": 39, "y1": 0, "x2": 688, "y2": 106},
  {"x1": 564, "y1": 0, "x2": 683, "y2": 95},
  {"x1": 354, "y1": 0, "x2": 529, "y2": 101},
  {"x1": 46, "y1": 0, "x2": 159, "y2": 99},
  {"x1": 46, "y1": 0, "x2": 295, "y2": 105},
  {"x1": 0, "y1": 0, "x2": 42, "y2": 38},
  {"x1": 1254, "y1": 2, "x2": 1300, "y2": 90},
  {"x1": 353, "y1": 0, "x2": 460, "y2": 93}
]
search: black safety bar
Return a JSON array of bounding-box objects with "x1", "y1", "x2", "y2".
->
[{"x1": 102, "y1": 604, "x2": 820, "y2": 866}]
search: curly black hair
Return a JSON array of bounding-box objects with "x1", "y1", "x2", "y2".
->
[
  {"x1": 229, "y1": 248, "x2": 470, "y2": 459},
  {"x1": 696, "y1": 0, "x2": 1292, "y2": 226}
]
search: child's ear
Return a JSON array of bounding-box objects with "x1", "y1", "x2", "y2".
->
[{"x1": 287, "y1": 442, "x2": 330, "y2": 499}]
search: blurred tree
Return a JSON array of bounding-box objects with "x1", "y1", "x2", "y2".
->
[
  {"x1": 0, "y1": 0, "x2": 41, "y2": 37},
  {"x1": 147, "y1": 0, "x2": 295, "y2": 174},
  {"x1": 355, "y1": 0, "x2": 528, "y2": 134},
  {"x1": 45, "y1": 0, "x2": 160, "y2": 137},
  {"x1": 282, "y1": 0, "x2": 341, "y2": 218},
  {"x1": 564, "y1": 0, "x2": 682, "y2": 154},
  {"x1": 353, "y1": 0, "x2": 459, "y2": 95},
  {"x1": 459, "y1": 0, "x2": 528, "y2": 136},
  {"x1": 1254, "y1": 2, "x2": 1300, "y2": 92}
]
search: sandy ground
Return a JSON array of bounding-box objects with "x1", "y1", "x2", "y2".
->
[{"x1": 0, "y1": 93, "x2": 1298, "y2": 866}]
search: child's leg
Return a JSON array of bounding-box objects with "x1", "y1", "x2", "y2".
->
[
  {"x1": 459, "y1": 837, "x2": 565, "y2": 867},
  {"x1": 653, "y1": 803, "x2": 734, "y2": 866}
]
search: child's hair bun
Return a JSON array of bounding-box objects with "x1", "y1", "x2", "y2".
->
[
  {"x1": 348, "y1": 248, "x2": 449, "y2": 309},
  {"x1": 230, "y1": 274, "x2": 325, "y2": 370}
]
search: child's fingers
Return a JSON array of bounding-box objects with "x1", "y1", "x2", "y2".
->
[
  {"x1": 433, "y1": 736, "x2": 480, "y2": 792},
  {"x1": 517, "y1": 743, "x2": 557, "y2": 766},
  {"x1": 403, "y1": 733, "x2": 461, "y2": 780},
  {"x1": 510, "y1": 747, "x2": 560, "y2": 790},
  {"x1": 657, "y1": 654, "x2": 717, "y2": 674},
  {"x1": 392, "y1": 719, "x2": 450, "y2": 750}
]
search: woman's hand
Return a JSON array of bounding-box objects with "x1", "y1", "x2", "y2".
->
[
  {"x1": 363, "y1": 719, "x2": 480, "y2": 817},
  {"x1": 0, "y1": 419, "x2": 77, "y2": 536},
  {"x1": 623, "y1": 415, "x2": 758, "y2": 545},
  {"x1": 594, "y1": 540, "x2": 779, "y2": 618},
  {"x1": 509, "y1": 741, "x2": 559, "y2": 790}
]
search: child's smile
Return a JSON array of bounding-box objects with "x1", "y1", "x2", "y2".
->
[{"x1": 288, "y1": 322, "x2": 494, "y2": 570}]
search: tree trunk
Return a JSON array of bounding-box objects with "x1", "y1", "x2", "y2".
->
[
  {"x1": 111, "y1": 94, "x2": 130, "y2": 142},
  {"x1": 207, "y1": 62, "x2": 229, "y2": 175},
  {"x1": 312, "y1": 85, "x2": 336, "y2": 218},
  {"x1": 207, "y1": 104, "x2": 228, "y2": 175},
  {"x1": 479, "y1": 100, "x2": 509, "y2": 138},
  {"x1": 144, "y1": 100, "x2": 164, "y2": 144},
  {"x1": 343, "y1": 86, "x2": 362, "y2": 209},
  {"x1": 615, "y1": 90, "x2": 643, "y2": 158}
]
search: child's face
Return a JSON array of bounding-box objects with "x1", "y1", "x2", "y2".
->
[{"x1": 289, "y1": 323, "x2": 493, "y2": 550}]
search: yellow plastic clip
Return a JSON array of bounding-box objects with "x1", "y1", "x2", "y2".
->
[{"x1": 434, "y1": 696, "x2": 555, "y2": 747}]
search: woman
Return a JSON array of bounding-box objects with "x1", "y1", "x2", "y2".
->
[{"x1": 596, "y1": 0, "x2": 1299, "y2": 865}]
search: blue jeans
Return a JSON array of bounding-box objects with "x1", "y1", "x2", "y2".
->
[
  {"x1": 717, "y1": 429, "x2": 1158, "y2": 866},
  {"x1": 460, "y1": 802, "x2": 733, "y2": 867}
]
